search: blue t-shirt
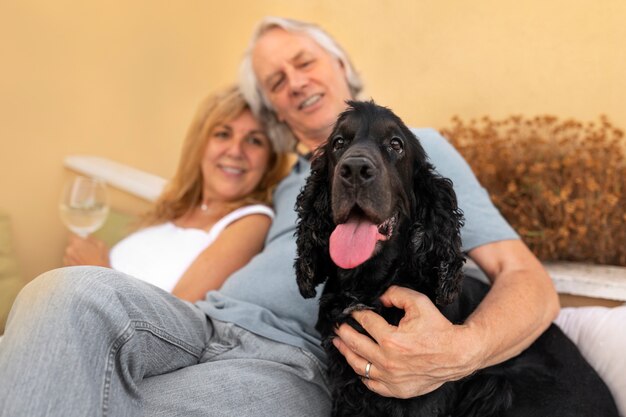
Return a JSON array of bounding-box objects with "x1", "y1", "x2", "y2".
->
[{"x1": 196, "y1": 128, "x2": 518, "y2": 363}]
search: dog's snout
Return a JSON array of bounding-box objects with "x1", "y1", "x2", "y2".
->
[{"x1": 339, "y1": 156, "x2": 377, "y2": 185}]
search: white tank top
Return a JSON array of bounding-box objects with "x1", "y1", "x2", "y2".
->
[{"x1": 109, "y1": 204, "x2": 274, "y2": 292}]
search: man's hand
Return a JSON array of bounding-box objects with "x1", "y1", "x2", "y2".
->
[{"x1": 332, "y1": 285, "x2": 481, "y2": 398}]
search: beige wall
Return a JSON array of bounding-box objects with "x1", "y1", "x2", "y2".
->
[{"x1": 1, "y1": 0, "x2": 625, "y2": 281}]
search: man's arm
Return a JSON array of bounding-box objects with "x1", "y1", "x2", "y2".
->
[
  {"x1": 462, "y1": 239, "x2": 559, "y2": 367},
  {"x1": 332, "y1": 239, "x2": 559, "y2": 398}
]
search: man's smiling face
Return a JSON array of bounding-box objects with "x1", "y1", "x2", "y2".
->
[{"x1": 251, "y1": 27, "x2": 353, "y2": 150}]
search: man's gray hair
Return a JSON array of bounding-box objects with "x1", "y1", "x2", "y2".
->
[{"x1": 239, "y1": 16, "x2": 364, "y2": 152}]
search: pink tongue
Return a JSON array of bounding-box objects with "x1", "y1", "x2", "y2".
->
[{"x1": 329, "y1": 216, "x2": 380, "y2": 269}]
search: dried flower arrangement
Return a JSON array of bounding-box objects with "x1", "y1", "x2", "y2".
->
[{"x1": 441, "y1": 115, "x2": 625, "y2": 266}]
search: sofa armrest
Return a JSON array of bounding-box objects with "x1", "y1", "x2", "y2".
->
[
  {"x1": 64, "y1": 155, "x2": 167, "y2": 202},
  {"x1": 464, "y1": 258, "x2": 626, "y2": 304}
]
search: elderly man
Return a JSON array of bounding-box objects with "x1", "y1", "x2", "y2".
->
[
  {"x1": 238, "y1": 16, "x2": 560, "y2": 398},
  {"x1": 1, "y1": 16, "x2": 622, "y2": 417}
]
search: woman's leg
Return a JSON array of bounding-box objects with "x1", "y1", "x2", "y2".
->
[{"x1": 0, "y1": 266, "x2": 212, "y2": 417}]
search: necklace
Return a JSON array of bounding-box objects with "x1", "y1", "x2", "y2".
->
[{"x1": 200, "y1": 201, "x2": 216, "y2": 214}]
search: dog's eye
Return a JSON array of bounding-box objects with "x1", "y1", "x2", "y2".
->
[
  {"x1": 390, "y1": 137, "x2": 404, "y2": 153},
  {"x1": 332, "y1": 136, "x2": 346, "y2": 151}
]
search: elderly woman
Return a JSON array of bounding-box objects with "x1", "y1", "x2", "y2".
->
[{"x1": 62, "y1": 85, "x2": 290, "y2": 302}]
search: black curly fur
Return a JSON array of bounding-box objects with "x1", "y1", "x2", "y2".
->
[
  {"x1": 294, "y1": 101, "x2": 619, "y2": 417},
  {"x1": 296, "y1": 101, "x2": 465, "y2": 305}
]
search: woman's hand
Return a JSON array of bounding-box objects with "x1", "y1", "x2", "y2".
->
[
  {"x1": 332, "y1": 285, "x2": 481, "y2": 398},
  {"x1": 63, "y1": 234, "x2": 111, "y2": 267}
]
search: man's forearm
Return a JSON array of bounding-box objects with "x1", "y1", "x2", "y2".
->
[{"x1": 464, "y1": 242, "x2": 560, "y2": 370}]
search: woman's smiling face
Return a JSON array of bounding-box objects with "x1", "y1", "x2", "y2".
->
[{"x1": 201, "y1": 109, "x2": 272, "y2": 203}]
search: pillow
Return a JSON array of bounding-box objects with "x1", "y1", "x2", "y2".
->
[
  {"x1": 555, "y1": 306, "x2": 626, "y2": 416},
  {"x1": 0, "y1": 210, "x2": 25, "y2": 334}
]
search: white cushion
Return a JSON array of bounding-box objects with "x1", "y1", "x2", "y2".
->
[{"x1": 555, "y1": 305, "x2": 626, "y2": 416}]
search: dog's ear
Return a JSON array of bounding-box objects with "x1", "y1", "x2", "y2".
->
[
  {"x1": 411, "y1": 160, "x2": 466, "y2": 306},
  {"x1": 294, "y1": 147, "x2": 336, "y2": 298}
]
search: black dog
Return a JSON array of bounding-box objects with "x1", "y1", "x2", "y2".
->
[{"x1": 294, "y1": 101, "x2": 618, "y2": 417}]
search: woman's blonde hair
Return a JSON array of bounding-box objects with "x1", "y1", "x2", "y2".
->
[{"x1": 144, "y1": 85, "x2": 291, "y2": 225}]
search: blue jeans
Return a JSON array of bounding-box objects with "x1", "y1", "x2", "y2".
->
[{"x1": 0, "y1": 267, "x2": 330, "y2": 417}]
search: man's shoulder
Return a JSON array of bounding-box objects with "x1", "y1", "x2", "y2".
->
[
  {"x1": 409, "y1": 127, "x2": 447, "y2": 144},
  {"x1": 408, "y1": 127, "x2": 456, "y2": 155},
  {"x1": 409, "y1": 127, "x2": 441, "y2": 137},
  {"x1": 272, "y1": 155, "x2": 310, "y2": 209}
]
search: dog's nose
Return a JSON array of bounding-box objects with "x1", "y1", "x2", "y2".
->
[{"x1": 339, "y1": 156, "x2": 377, "y2": 185}]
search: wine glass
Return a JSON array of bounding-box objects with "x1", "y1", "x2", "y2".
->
[{"x1": 59, "y1": 176, "x2": 109, "y2": 237}]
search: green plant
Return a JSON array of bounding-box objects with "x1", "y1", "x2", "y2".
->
[{"x1": 441, "y1": 115, "x2": 625, "y2": 266}]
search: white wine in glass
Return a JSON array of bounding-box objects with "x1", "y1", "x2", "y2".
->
[{"x1": 59, "y1": 176, "x2": 109, "y2": 238}]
